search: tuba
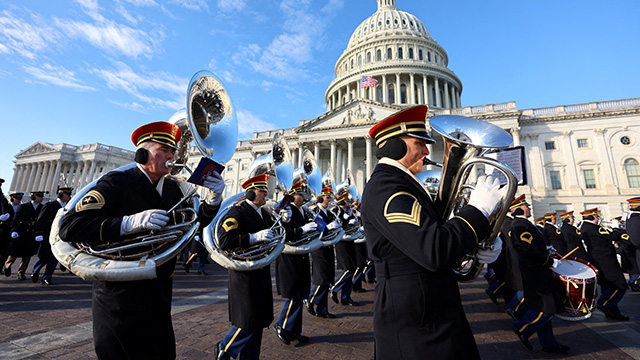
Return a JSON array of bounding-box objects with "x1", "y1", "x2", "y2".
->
[
  {"x1": 316, "y1": 165, "x2": 345, "y2": 246},
  {"x1": 203, "y1": 132, "x2": 292, "y2": 271},
  {"x1": 49, "y1": 70, "x2": 236, "y2": 281},
  {"x1": 335, "y1": 172, "x2": 364, "y2": 241},
  {"x1": 282, "y1": 149, "x2": 324, "y2": 255},
  {"x1": 429, "y1": 115, "x2": 518, "y2": 283}
]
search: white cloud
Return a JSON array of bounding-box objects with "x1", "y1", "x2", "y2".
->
[
  {"x1": 23, "y1": 63, "x2": 95, "y2": 91},
  {"x1": 0, "y1": 10, "x2": 60, "y2": 59},
  {"x1": 73, "y1": 0, "x2": 106, "y2": 22},
  {"x1": 122, "y1": 0, "x2": 158, "y2": 6},
  {"x1": 237, "y1": 109, "x2": 278, "y2": 139},
  {"x1": 170, "y1": 0, "x2": 209, "y2": 11},
  {"x1": 217, "y1": 0, "x2": 246, "y2": 12},
  {"x1": 54, "y1": 18, "x2": 161, "y2": 58},
  {"x1": 91, "y1": 62, "x2": 186, "y2": 110}
]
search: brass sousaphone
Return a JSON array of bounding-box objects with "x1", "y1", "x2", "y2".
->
[{"x1": 50, "y1": 70, "x2": 236, "y2": 281}]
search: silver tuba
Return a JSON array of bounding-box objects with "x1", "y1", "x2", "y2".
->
[
  {"x1": 203, "y1": 132, "x2": 292, "y2": 271},
  {"x1": 281, "y1": 149, "x2": 324, "y2": 255},
  {"x1": 429, "y1": 115, "x2": 518, "y2": 283},
  {"x1": 50, "y1": 70, "x2": 236, "y2": 281},
  {"x1": 316, "y1": 165, "x2": 345, "y2": 246},
  {"x1": 335, "y1": 171, "x2": 364, "y2": 241}
]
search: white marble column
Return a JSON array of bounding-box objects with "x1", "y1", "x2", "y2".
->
[
  {"x1": 409, "y1": 73, "x2": 416, "y2": 105},
  {"x1": 24, "y1": 163, "x2": 35, "y2": 190},
  {"x1": 382, "y1": 75, "x2": 388, "y2": 103},
  {"x1": 41, "y1": 161, "x2": 53, "y2": 193},
  {"x1": 434, "y1": 77, "x2": 440, "y2": 107},
  {"x1": 395, "y1": 73, "x2": 400, "y2": 104},
  {"x1": 338, "y1": 88, "x2": 343, "y2": 107},
  {"x1": 88, "y1": 159, "x2": 97, "y2": 184},
  {"x1": 444, "y1": 81, "x2": 450, "y2": 108},
  {"x1": 558, "y1": 131, "x2": 581, "y2": 194},
  {"x1": 336, "y1": 146, "x2": 343, "y2": 181},
  {"x1": 51, "y1": 160, "x2": 62, "y2": 193},
  {"x1": 313, "y1": 141, "x2": 320, "y2": 167},
  {"x1": 365, "y1": 135, "x2": 372, "y2": 181},
  {"x1": 347, "y1": 137, "x2": 354, "y2": 176},
  {"x1": 298, "y1": 144, "x2": 304, "y2": 169},
  {"x1": 593, "y1": 128, "x2": 617, "y2": 191},
  {"x1": 423, "y1": 75, "x2": 430, "y2": 107}
]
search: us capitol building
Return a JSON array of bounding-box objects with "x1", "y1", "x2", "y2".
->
[{"x1": 9, "y1": 0, "x2": 640, "y2": 221}]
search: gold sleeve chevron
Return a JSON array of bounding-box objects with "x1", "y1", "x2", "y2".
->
[
  {"x1": 598, "y1": 227, "x2": 610, "y2": 235},
  {"x1": 621, "y1": 233, "x2": 629, "y2": 241},
  {"x1": 222, "y1": 218, "x2": 239, "y2": 232},
  {"x1": 75, "y1": 190, "x2": 106, "y2": 212},
  {"x1": 383, "y1": 191, "x2": 421, "y2": 226},
  {"x1": 519, "y1": 232, "x2": 533, "y2": 244}
]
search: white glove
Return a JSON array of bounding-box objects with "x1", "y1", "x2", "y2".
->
[
  {"x1": 0, "y1": 213, "x2": 9, "y2": 221},
  {"x1": 359, "y1": 226, "x2": 364, "y2": 232},
  {"x1": 343, "y1": 213, "x2": 350, "y2": 220},
  {"x1": 327, "y1": 220, "x2": 340, "y2": 230},
  {"x1": 120, "y1": 209, "x2": 169, "y2": 235},
  {"x1": 249, "y1": 229, "x2": 274, "y2": 245},
  {"x1": 35, "y1": 235, "x2": 44, "y2": 242},
  {"x1": 279, "y1": 208, "x2": 292, "y2": 223},
  {"x1": 477, "y1": 237, "x2": 502, "y2": 264},
  {"x1": 203, "y1": 172, "x2": 225, "y2": 206},
  {"x1": 552, "y1": 259, "x2": 560, "y2": 268},
  {"x1": 611, "y1": 219, "x2": 620, "y2": 229},
  {"x1": 301, "y1": 222, "x2": 318, "y2": 234},
  {"x1": 468, "y1": 175, "x2": 505, "y2": 218},
  {"x1": 11, "y1": 232, "x2": 18, "y2": 239},
  {"x1": 348, "y1": 218, "x2": 357, "y2": 225}
]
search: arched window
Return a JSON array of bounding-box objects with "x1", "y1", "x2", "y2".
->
[
  {"x1": 358, "y1": 55, "x2": 362, "y2": 66},
  {"x1": 432, "y1": 88, "x2": 437, "y2": 106},
  {"x1": 376, "y1": 49, "x2": 382, "y2": 61},
  {"x1": 367, "y1": 52, "x2": 371, "y2": 63},
  {"x1": 350, "y1": 59, "x2": 354, "y2": 69},
  {"x1": 377, "y1": 85, "x2": 383, "y2": 102},
  {"x1": 418, "y1": 49, "x2": 423, "y2": 60},
  {"x1": 400, "y1": 84, "x2": 407, "y2": 103},
  {"x1": 625, "y1": 158, "x2": 640, "y2": 187},
  {"x1": 398, "y1": 47, "x2": 403, "y2": 59},
  {"x1": 387, "y1": 48, "x2": 392, "y2": 59},
  {"x1": 427, "y1": 52, "x2": 431, "y2": 61},
  {"x1": 408, "y1": 48, "x2": 414, "y2": 59},
  {"x1": 388, "y1": 84, "x2": 395, "y2": 104}
]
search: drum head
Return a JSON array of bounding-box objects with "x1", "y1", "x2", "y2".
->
[{"x1": 551, "y1": 257, "x2": 597, "y2": 281}]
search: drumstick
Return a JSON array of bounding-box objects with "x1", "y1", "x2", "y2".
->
[{"x1": 559, "y1": 246, "x2": 580, "y2": 262}]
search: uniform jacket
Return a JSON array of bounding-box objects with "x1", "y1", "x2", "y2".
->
[
  {"x1": 361, "y1": 160, "x2": 491, "y2": 360},
  {"x1": 543, "y1": 222, "x2": 566, "y2": 255},
  {"x1": 0, "y1": 196, "x2": 16, "y2": 245},
  {"x1": 501, "y1": 214, "x2": 523, "y2": 290},
  {"x1": 614, "y1": 228, "x2": 639, "y2": 274},
  {"x1": 626, "y1": 212, "x2": 640, "y2": 272},
  {"x1": 560, "y1": 222, "x2": 589, "y2": 261},
  {"x1": 275, "y1": 204, "x2": 311, "y2": 299},
  {"x1": 310, "y1": 206, "x2": 336, "y2": 285},
  {"x1": 582, "y1": 221, "x2": 627, "y2": 290},
  {"x1": 510, "y1": 216, "x2": 564, "y2": 314},
  {"x1": 335, "y1": 205, "x2": 357, "y2": 270},
  {"x1": 35, "y1": 200, "x2": 63, "y2": 260},
  {"x1": 9, "y1": 201, "x2": 42, "y2": 257},
  {"x1": 218, "y1": 200, "x2": 274, "y2": 329}
]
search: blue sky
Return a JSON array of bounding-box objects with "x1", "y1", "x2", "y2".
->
[{"x1": 1, "y1": 0, "x2": 638, "y2": 189}]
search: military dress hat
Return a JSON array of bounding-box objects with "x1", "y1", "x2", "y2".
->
[
  {"x1": 509, "y1": 194, "x2": 529, "y2": 209},
  {"x1": 242, "y1": 174, "x2": 269, "y2": 191},
  {"x1": 368, "y1": 105, "x2": 435, "y2": 146},
  {"x1": 543, "y1": 212, "x2": 557, "y2": 220},
  {"x1": 559, "y1": 211, "x2": 574, "y2": 220},
  {"x1": 9, "y1": 192, "x2": 24, "y2": 198},
  {"x1": 627, "y1": 197, "x2": 640, "y2": 210},
  {"x1": 289, "y1": 182, "x2": 304, "y2": 195},
  {"x1": 131, "y1": 121, "x2": 182, "y2": 149},
  {"x1": 580, "y1": 208, "x2": 599, "y2": 217},
  {"x1": 57, "y1": 187, "x2": 73, "y2": 195},
  {"x1": 320, "y1": 186, "x2": 333, "y2": 197},
  {"x1": 31, "y1": 191, "x2": 48, "y2": 197},
  {"x1": 534, "y1": 217, "x2": 545, "y2": 225}
]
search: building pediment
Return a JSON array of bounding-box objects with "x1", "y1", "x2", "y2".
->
[
  {"x1": 298, "y1": 100, "x2": 401, "y2": 133},
  {"x1": 15, "y1": 142, "x2": 59, "y2": 157}
]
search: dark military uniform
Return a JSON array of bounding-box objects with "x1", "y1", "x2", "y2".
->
[
  {"x1": 560, "y1": 222, "x2": 589, "y2": 261},
  {"x1": 60, "y1": 166, "x2": 217, "y2": 360},
  {"x1": 361, "y1": 160, "x2": 491, "y2": 360},
  {"x1": 33, "y1": 199, "x2": 63, "y2": 283},
  {"x1": 626, "y1": 212, "x2": 640, "y2": 290},
  {"x1": 308, "y1": 205, "x2": 337, "y2": 315},
  {"x1": 615, "y1": 227, "x2": 639, "y2": 289},
  {"x1": 331, "y1": 205, "x2": 358, "y2": 302},
  {"x1": 217, "y1": 199, "x2": 274, "y2": 359},
  {"x1": 543, "y1": 222, "x2": 566, "y2": 255},
  {"x1": 0, "y1": 194, "x2": 17, "y2": 269},
  {"x1": 5, "y1": 200, "x2": 42, "y2": 278}
]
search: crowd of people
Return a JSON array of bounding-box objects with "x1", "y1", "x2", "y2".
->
[{"x1": 1, "y1": 107, "x2": 638, "y2": 360}]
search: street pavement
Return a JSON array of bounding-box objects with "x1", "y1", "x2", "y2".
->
[{"x1": 1, "y1": 256, "x2": 639, "y2": 360}]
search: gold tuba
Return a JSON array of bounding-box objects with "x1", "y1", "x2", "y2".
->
[
  {"x1": 49, "y1": 70, "x2": 236, "y2": 281},
  {"x1": 429, "y1": 115, "x2": 518, "y2": 283},
  {"x1": 202, "y1": 132, "x2": 292, "y2": 270}
]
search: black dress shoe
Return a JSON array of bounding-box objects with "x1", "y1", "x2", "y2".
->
[
  {"x1": 542, "y1": 344, "x2": 570, "y2": 353},
  {"x1": 183, "y1": 264, "x2": 190, "y2": 273},
  {"x1": 513, "y1": 328, "x2": 533, "y2": 351},
  {"x1": 303, "y1": 299, "x2": 316, "y2": 316},
  {"x1": 341, "y1": 298, "x2": 360, "y2": 306},
  {"x1": 505, "y1": 308, "x2": 516, "y2": 320},
  {"x1": 59, "y1": 264, "x2": 67, "y2": 272},
  {"x1": 330, "y1": 290, "x2": 338, "y2": 304},
  {"x1": 366, "y1": 278, "x2": 376, "y2": 284},
  {"x1": 316, "y1": 311, "x2": 336, "y2": 319},
  {"x1": 17, "y1": 273, "x2": 26, "y2": 281},
  {"x1": 215, "y1": 341, "x2": 230, "y2": 360},
  {"x1": 197, "y1": 271, "x2": 208, "y2": 276},
  {"x1": 605, "y1": 311, "x2": 630, "y2": 321},
  {"x1": 597, "y1": 304, "x2": 614, "y2": 317},
  {"x1": 274, "y1": 324, "x2": 291, "y2": 345},
  {"x1": 485, "y1": 289, "x2": 499, "y2": 305},
  {"x1": 3, "y1": 267, "x2": 10, "y2": 277},
  {"x1": 630, "y1": 283, "x2": 640, "y2": 292},
  {"x1": 41, "y1": 279, "x2": 53, "y2": 285},
  {"x1": 31, "y1": 273, "x2": 39, "y2": 283},
  {"x1": 293, "y1": 333, "x2": 309, "y2": 343}
]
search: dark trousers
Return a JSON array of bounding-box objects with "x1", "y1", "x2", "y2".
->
[
  {"x1": 308, "y1": 284, "x2": 329, "y2": 313},
  {"x1": 513, "y1": 310, "x2": 559, "y2": 346},
  {"x1": 277, "y1": 298, "x2": 303, "y2": 335},
  {"x1": 331, "y1": 270, "x2": 353, "y2": 300},
  {"x1": 221, "y1": 327, "x2": 263, "y2": 360},
  {"x1": 4, "y1": 256, "x2": 30, "y2": 275},
  {"x1": 598, "y1": 286, "x2": 626, "y2": 312},
  {"x1": 33, "y1": 256, "x2": 58, "y2": 281}
]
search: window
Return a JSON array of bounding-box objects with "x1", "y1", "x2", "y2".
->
[
  {"x1": 350, "y1": 59, "x2": 354, "y2": 69},
  {"x1": 400, "y1": 84, "x2": 407, "y2": 104},
  {"x1": 241, "y1": 163, "x2": 248, "y2": 171},
  {"x1": 550, "y1": 170, "x2": 562, "y2": 190},
  {"x1": 387, "y1": 48, "x2": 392, "y2": 59},
  {"x1": 418, "y1": 49, "x2": 423, "y2": 60},
  {"x1": 388, "y1": 84, "x2": 395, "y2": 104},
  {"x1": 227, "y1": 164, "x2": 234, "y2": 171},
  {"x1": 376, "y1": 49, "x2": 381, "y2": 61},
  {"x1": 544, "y1": 141, "x2": 556, "y2": 150},
  {"x1": 408, "y1": 48, "x2": 414, "y2": 59},
  {"x1": 377, "y1": 85, "x2": 383, "y2": 101},
  {"x1": 427, "y1": 52, "x2": 431, "y2": 62},
  {"x1": 625, "y1": 158, "x2": 640, "y2": 188},
  {"x1": 577, "y1": 138, "x2": 589, "y2": 148},
  {"x1": 358, "y1": 55, "x2": 362, "y2": 66},
  {"x1": 398, "y1": 47, "x2": 403, "y2": 59},
  {"x1": 583, "y1": 169, "x2": 597, "y2": 189},
  {"x1": 224, "y1": 183, "x2": 233, "y2": 198},
  {"x1": 366, "y1": 52, "x2": 371, "y2": 63}
]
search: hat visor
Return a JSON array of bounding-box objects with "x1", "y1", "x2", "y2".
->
[
  {"x1": 150, "y1": 139, "x2": 178, "y2": 150},
  {"x1": 406, "y1": 132, "x2": 435, "y2": 144}
]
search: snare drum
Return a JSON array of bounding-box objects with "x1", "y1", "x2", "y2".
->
[{"x1": 551, "y1": 256, "x2": 598, "y2": 320}]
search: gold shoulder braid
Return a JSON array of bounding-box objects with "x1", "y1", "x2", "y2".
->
[{"x1": 75, "y1": 190, "x2": 106, "y2": 212}]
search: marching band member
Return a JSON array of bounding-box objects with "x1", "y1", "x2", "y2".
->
[
  {"x1": 31, "y1": 187, "x2": 73, "y2": 285},
  {"x1": 351, "y1": 204, "x2": 369, "y2": 293},
  {"x1": 305, "y1": 189, "x2": 341, "y2": 319},
  {"x1": 626, "y1": 197, "x2": 640, "y2": 291},
  {"x1": 534, "y1": 217, "x2": 545, "y2": 232},
  {"x1": 5, "y1": 190, "x2": 45, "y2": 280},
  {"x1": 542, "y1": 212, "x2": 566, "y2": 255},
  {"x1": 612, "y1": 216, "x2": 639, "y2": 292},
  {"x1": 274, "y1": 182, "x2": 316, "y2": 345},
  {"x1": 216, "y1": 174, "x2": 276, "y2": 360},
  {"x1": 503, "y1": 196, "x2": 527, "y2": 320},
  {"x1": 0, "y1": 189, "x2": 22, "y2": 272},
  {"x1": 59, "y1": 121, "x2": 224, "y2": 359},
  {"x1": 330, "y1": 194, "x2": 359, "y2": 306},
  {"x1": 559, "y1": 211, "x2": 589, "y2": 261},
  {"x1": 360, "y1": 105, "x2": 503, "y2": 360},
  {"x1": 510, "y1": 195, "x2": 569, "y2": 353},
  {"x1": 580, "y1": 208, "x2": 629, "y2": 321}
]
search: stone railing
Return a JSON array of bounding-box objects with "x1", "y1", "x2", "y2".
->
[
  {"x1": 523, "y1": 97, "x2": 640, "y2": 116},
  {"x1": 432, "y1": 101, "x2": 517, "y2": 116}
]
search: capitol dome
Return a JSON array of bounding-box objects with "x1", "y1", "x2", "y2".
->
[{"x1": 325, "y1": 0, "x2": 462, "y2": 111}]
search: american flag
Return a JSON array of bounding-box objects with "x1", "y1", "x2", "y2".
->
[{"x1": 360, "y1": 75, "x2": 378, "y2": 88}]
